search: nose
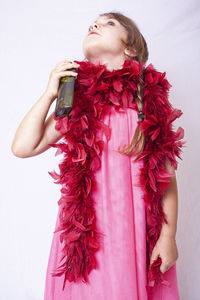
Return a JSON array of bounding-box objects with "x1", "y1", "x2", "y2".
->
[{"x1": 89, "y1": 22, "x2": 99, "y2": 32}]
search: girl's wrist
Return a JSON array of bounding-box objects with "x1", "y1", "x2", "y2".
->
[
  {"x1": 159, "y1": 225, "x2": 177, "y2": 239},
  {"x1": 159, "y1": 230, "x2": 176, "y2": 240},
  {"x1": 159, "y1": 218, "x2": 177, "y2": 240},
  {"x1": 43, "y1": 90, "x2": 57, "y2": 103}
]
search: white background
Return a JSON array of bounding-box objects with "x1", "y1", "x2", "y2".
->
[{"x1": 0, "y1": 0, "x2": 199, "y2": 299}]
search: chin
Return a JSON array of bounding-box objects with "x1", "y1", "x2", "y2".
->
[{"x1": 83, "y1": 37, "x2": 102, "y2": 54}]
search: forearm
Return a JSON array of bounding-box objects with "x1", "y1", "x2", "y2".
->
[
  {"x1": 11, "y1": 91, "x2": 55, "y2": 156},
  {"x1": 159, "y1": 158, "x2": 178, "y2": 239}
]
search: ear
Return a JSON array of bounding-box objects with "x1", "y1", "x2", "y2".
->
[{"x1": 124, "y1": 47, "x2": 137, "y2": 58}]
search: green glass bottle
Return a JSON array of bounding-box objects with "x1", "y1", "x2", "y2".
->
[{"x1": 55, "y1": 66, "x2": 76, "y2": 117}]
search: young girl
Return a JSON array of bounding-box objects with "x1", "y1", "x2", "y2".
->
[{"x1": 11, "y1": 11, "x2": 184, "y2": 300}]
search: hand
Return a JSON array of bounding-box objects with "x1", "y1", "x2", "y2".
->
[
  {"x1": 44, "y1": 60, "x2": 80, "y2": 100},
  {"x1": 150, "y1": 235, "x2": 179, "y2": 274}
]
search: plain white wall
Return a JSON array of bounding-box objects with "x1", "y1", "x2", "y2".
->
[{"x1": 1, "y1": 0, "x2": 199, "y2": 299}]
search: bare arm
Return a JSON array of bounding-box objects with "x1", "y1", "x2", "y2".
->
[
  {"x1": 11, "y1": 91, "x2": 62, "y2": 158},
  {"x1": 11, "y1": 60, "x2": 79, "y2": 158},
  {"x1": 150, "y1": 158, "x2": 179, "y2": 273},
  {"x1": 160, "y1": 158, "x2": 178, "y2": 238}
]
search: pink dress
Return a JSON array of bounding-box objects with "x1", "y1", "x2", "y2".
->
[{"x1": 44, "y1": 106, "x2": 180, "y2": 300}]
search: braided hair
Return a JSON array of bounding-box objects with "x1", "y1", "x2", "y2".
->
[{"x1": 100, "y1": 11, "x2": 149, "y2": 161}]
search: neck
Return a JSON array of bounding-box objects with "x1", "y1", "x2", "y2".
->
[{"x1": 86, "y1": 54, "x2": 129, "y2": 71}]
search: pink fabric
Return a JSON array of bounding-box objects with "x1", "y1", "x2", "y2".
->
[{"x1": 44, "y1": 106, "x2": 180, "y2": 300}]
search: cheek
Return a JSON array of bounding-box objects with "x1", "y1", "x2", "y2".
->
[
  {"x1": 106, "y1": 35, "x2": 124, "y2": 51},
  {"x1": 108, "y1": 30, "x2": 125, "y2": 45}
]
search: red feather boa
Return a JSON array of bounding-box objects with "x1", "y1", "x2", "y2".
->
[{"x1": 48, "y1": 58, "x2": 185, "y2": 295}]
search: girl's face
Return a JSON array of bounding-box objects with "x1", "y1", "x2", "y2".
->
[{"x1": 82, "y1": 15, "x2": 128, "y2": 62}]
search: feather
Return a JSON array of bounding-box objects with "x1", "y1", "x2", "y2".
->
[{"x1": 48, "y1": 59, "x2": 185, "y2": 294}]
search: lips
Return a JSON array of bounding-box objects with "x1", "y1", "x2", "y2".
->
[{"x1": 89, "y1": 31, "x2": 99, "y2": 35}]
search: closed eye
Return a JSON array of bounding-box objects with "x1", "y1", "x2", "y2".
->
[
  {"x1": 107, "y1": 21, "x2": 115, "y2": 25},
  {"x1": 88, "y1": 19, "x2": 116, "y2": 31}
]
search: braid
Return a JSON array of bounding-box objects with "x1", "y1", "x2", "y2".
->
[
  {"x1": 114, "y1": 67, "x2": 145, "y2": 161},
  {"x1": 97, "y1": 12, "x2": 149, "y2": 161},
  {"x1": 136, "y1": 69, "x2": 145, "y2": 123}
]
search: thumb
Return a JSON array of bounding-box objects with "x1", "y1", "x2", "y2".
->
[
  {"x1": 160, "y1": 261, "x2": 166, "y2": 274},
  {"x1": 150, "y1": 250, "x2": 160, "y2": 266}
]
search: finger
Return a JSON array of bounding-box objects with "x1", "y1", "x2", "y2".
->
[
  {"x1": 60, "y1": 60, "x2": 79, "y2": 67},
  {"x1": 55, "y1": 60, "x2": 69, "y2": 66},
  {"x1": 55, "y1": 63, "x2": 79, "y2": 73},
  {"x1": 58, "y1": 70, "x2": 78, "y2": 77},
  {"x1": 150, "y1": 253, "x2": 159, "y2": 266},
  {"x1": 160, "y1": 263, "x2": 168, "y2": 274},
  {"x1": 160, "y1": 261, "x2": 173, "y2": 273},
  {"x1": 55, "y1": 60, "x2": 73, "y2": 68},
  {"x1": 56, "y1": 64, "x2": 79, "y2": 72}
]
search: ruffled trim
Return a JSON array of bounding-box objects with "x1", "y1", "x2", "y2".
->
[{"x1": 48, "y1": 59, "x2": 185, "y2": 293}]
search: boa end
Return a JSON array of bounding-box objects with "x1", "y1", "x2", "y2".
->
[{"x1": 146, "y1": 257, "x2": 171, "y2": 295}]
